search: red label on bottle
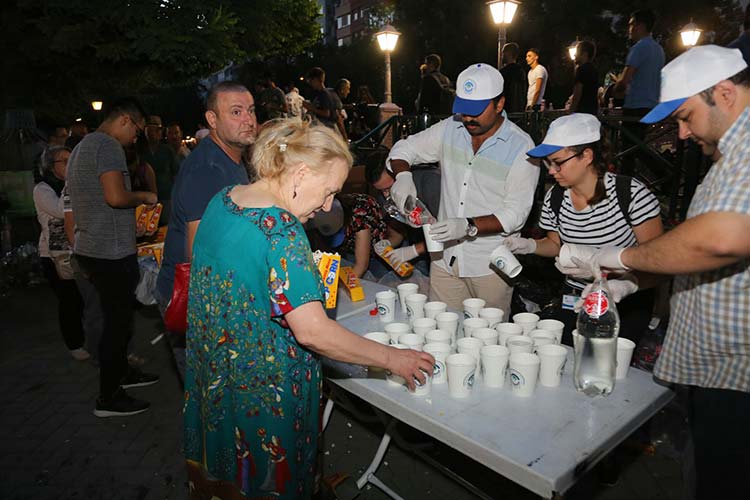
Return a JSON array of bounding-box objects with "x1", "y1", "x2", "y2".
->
[
  {"x1": 408, "y1": 206, "x2": 424, "y2": 227},
  {"x1": 583, "y1": 291, "x2": 609, "y2": 317}
]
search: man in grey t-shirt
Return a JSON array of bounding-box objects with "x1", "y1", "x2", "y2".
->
[{"x1": 66, "y1": 97, "x2": 159, "y2": 418}]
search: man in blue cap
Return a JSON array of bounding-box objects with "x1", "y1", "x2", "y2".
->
[
  {"x1": 386, "y1": 63, "x2": 539, "y2": 313},
  {"x1": 558, "y1": 45, "x2": 750, "y2": 499}
]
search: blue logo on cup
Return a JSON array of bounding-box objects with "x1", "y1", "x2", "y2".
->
[
  {"x1": 378, "y1": 304, "x2": 390, "y2": 316},
  {"x1": 464, "y1": 79, "x2": 476, "y2": 94},
  {"x1": 433, "y1": 361, "x2": 443, "y2": 378},
  {"x1": 464, "y1": 370, "x2": 475, "y2": 388},
  {"x1": 510, "y1": 368, "x2": 525, "y2": 386}
]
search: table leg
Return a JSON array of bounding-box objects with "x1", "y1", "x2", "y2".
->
[
  {"x1": 322, "y1": 397, "x2": 335, "y2": 431},
  {"x1": 354, "y1": 419, "x2": 405, "y2": 500}
]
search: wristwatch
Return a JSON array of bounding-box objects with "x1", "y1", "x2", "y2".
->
[{"x1": 466, "y1": 217, "x2": 479, "y2": 238}]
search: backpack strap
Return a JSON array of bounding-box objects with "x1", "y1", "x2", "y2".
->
[
  {"x1": 550, "y1": 184, "x2": 565, "y2": 225},
  {"x1": 614, "y1": 174, "x2": 632, "y2": 227}
]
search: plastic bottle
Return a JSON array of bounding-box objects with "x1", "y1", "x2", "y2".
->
[
  {"x1": 373, "y1": 240, "x2": 414, "y2": 278},
  {"x1": 574, "y1": 274, "x2": 619, "y2": 397},
  {"x1": 382, "y1": 195, "x2": 436, "y2": 228},
  {"x1": 633, "y1": 317, "x2": 666, "y2": 372}
]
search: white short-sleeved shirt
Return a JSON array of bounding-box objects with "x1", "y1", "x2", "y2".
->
[
  {"x1": 539, "y1": 172, "x2": 661, "y2": 290},
  {"x1": 527, "y1": 65, "x2": 548, "y2": 107}
]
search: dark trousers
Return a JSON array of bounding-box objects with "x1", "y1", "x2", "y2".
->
[
  {"x1": 689, "y1": 386, "x2": 750, "y2": 499},
  {"x1": 40, "y1": 257, "x2": 85, "y2": 350},
  {"x1": 552, "y1": 285, "x2": 654, "y2": 347},
  {"x1": 75, "y1": 254, "x2": 139, "y2": 400}
]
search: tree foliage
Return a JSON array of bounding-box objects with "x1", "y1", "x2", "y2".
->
[{"x1": 1, "y1": 0, "x2": 321, "y2": 126}]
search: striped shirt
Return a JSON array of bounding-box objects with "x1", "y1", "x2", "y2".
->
[
  {"x1": 654, "y1": 107, "x2": 750, "y2": 392},
  {"x1": 539, "y1": 172, "x2": 661, "y2": 290}
]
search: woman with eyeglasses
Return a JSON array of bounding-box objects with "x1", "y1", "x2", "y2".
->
[
  {"x1": 503, "y1": 114, "x2": 663, "y2": 346},
  {"x1": 33, "y1": 146, "x2": 89, "y2": 360}
]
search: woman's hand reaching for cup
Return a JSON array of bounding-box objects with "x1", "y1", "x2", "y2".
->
[{"x1": 387, "y1": 348, "x2": 434, "y2": 391}]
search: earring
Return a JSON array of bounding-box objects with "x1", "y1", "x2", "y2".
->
[{"x1": 293, "y1": 187, "x2": 297, "y2": 199}]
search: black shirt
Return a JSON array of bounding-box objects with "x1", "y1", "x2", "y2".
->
[
  {"x1": 499, "y1": 62, "x2": 528, "y2": 113},
  {"x1": 574, "y1": 62, "x2": 599, "y2": 115}
]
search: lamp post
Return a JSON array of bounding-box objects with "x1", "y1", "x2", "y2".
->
[
  {"x1": 487, "y1": 0, "x2": 520, "y2": 69},
  {"x1": 680, "y1": 19, "x2": 702, "y2": 48},
  {"x1": 375, "y1": 25, "x2": 401, "y2": 104}
]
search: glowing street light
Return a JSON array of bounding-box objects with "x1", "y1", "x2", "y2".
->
[
  {"x1": 680, "y1": 19, "x2": 702, "y2": 48},
  {"x1": 91, "y1": 101, "x2": 103, "y2": 111},
  {"x1": 487, "y1": 0, "x2": 520, "y2": 69},
  {"x1": 375, "y1": 25, "x2": 401, "y2": 103},
  {"x1": 568, "y1": 39, "x2": 580, "y2": 61}
]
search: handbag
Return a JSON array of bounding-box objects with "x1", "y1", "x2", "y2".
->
[
  {"x1": 49, "y1": 250, "x2": 75, "y2": 280},
  {"x1": 164, "y1": 263, "x2": 190, "y2": 334}
]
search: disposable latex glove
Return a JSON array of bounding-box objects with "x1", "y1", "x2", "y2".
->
[
  {"x1": 383, "y1": 244, "x2": 419, "y2": 267},
  {"x1": 554, "y1": 257, "x2": 598, "y2": 280},
  {"x1": 389, "y1": 171, "x2": 417, "y2": 212},
  {"x1": 555, "y1": 244, "x2": 624, "y2": 280},
  {"x1": 503, "y1": 236, "x2": 537, "y2": 255},
  {"x1": 574, "y1": 274, "x2": 639, "y2": 311},
  {"x1": 430, "y1": 218, "x2": 469, "y2": 243}
]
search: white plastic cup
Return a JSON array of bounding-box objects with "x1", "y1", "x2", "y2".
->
[
  {"x1": 386, "y1": 344, "x2": 409, "y2": 385},
  {"x1": 363, "y1": 332, "x2": 390, "y2": 345},
  {"x1": 472, "y1": 327, "x2": 499, "y2": 346},
  {"x1": 412, "y1": 369, "x2": 432, "y2": 396},
  {"x1": 479, "y1": 307, "x2": 504, "y2": 328},
  {"x1": 424, "y1": 301, "x2": 448, "y2": 320},
  {"x1": 507, "y1": 335, "x2": 534, "y2": 355},
  {"x1": 425, "y1": 329, "x2": 452, "y2": 346},
  {"x1": 536, "y1": 319, "x2": 565, "y2": 344},
  {"x1": 558, "y1": 244, "x2": 574, "y2": 268},
  {"x1": 397, "y1": 283, "x2": 419, "y2": 315},
  {"x1": 376, "y1": 290, "x2": 397, "y2": 323},
  {"x1": 446, "y1": 353, "x2": 476, "y2": 398},
  {"x1": 537, "y1": 344, "x2": 568, "y2": 387},
  {"x1": 529, "y1": 329, "x2": 558, "y2": 352},
  {"x1": 616, "y1": 338, "x2": 636, "y2": 380},
  {"x1": 436, "y1": 311, "x2": 460, "y2": 344},
  {"x1": 490, "y1": 244, "x2": 523, "y2": 278},
  {"x1": 495, "y1": 322, "x2": 524, "y2": 346},
  {"x1": 423, "y1": 342, "x2": 451, "y2": 384},
  {"x1": 405, "y1": 293, "x2": 428, "y2": 321},
  {"x1": 423, "y1": 223, "x2": 444, "y2": 252},
  {"x1": 399, "y1": 333, "x2": 425, "y2": 351},
  {"x1": 462, "y1": 298, "x2": 486, "y2": 319},
  {"x1": 513, "y1": 312, "x2": 540, "y2": 335},
  {"x1": 463, "y1": 317, "x2": 489, "y2": 338},
  {"x1": 481, "y1": 345, "x2": 510, "y2": 388},
  {"x1": 384, "y1": 322, "x2": 411, "y2": 345},
  {"x1": 412, "y1": 317, "x2": 437, "y2": 336},
  {"x1": 509, "y1": 352, "x2": 541, "y2": 397},
  {"x1": 457, "y1": 337, "x2": 483, "y2": 373}
]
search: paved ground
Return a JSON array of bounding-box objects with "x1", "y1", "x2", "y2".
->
[{"x1": 1, "y1": 284, "x2": 687, "y2": 499}]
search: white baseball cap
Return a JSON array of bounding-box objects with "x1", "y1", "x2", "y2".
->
[
  {"x1": 527, "y1": 113, "x2": 601, "y2": 157},
  {"x1": 453, "y1": 63, "x2": 505, "y2": 116},
  {"x1": 641, "y1": 45, "x2": 748, "y2": 124}
]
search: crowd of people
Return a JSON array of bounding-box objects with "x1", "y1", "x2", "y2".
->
[{"x1": 27, "y1": 6, "x2": 750, "y2": 499}]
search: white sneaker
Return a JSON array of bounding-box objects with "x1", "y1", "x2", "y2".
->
[{"x1": 70, "y1": 348, "x2": 91, "y2": 361}]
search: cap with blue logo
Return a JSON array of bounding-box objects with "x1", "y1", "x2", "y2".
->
[
  {"x1": 526, "y1": 113, "x2": 601, "y2": 158},
  {"x1": 641, "y1": 45, "x2": 748, "y2": 124},
  {"x1": 453, "y1": 63, "x2": 505, "y2": 116}
]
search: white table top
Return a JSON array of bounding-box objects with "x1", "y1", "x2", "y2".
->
[
  {"x1": 327, "y1": 310, "x2": 674, "y2": 498},
  {"x1": 334, "y1": 278, "x2": 427, "y2": 321}
]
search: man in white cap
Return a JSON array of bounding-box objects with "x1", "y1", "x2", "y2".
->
[
  {"x1": 559, "y1": 45, "x2": 750, "y2": 499},
  {"x1": 387, "y1": 63, "x2": 538, "y2": 313}
]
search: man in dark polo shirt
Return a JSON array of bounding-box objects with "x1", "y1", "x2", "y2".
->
[
  {"x1": 156, "y1": 82, "x2": 258, "y2": 315},
  {"x1": 66, "y1": 97, "x2": 159, "y2": 417}
]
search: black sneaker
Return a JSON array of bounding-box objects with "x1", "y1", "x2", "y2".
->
[
  {"x1": 94, "y1": 388, "x2": 150, "y2": 418},
  {"x1": 121, "y1": 368, "x2": 160, "y2": 389}
]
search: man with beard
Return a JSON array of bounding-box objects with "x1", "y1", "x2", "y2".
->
[
  {"x1": 387, "y1": 63, "x2": 539, "y2": 313},
  {"x1": 156, "y1": 82, "x2": 258, "y2": 313}
]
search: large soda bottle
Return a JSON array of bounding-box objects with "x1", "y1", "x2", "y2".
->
[
  {"x1": 382, "y1": 194, "x2": 436, "y2": 228},
  {"x1": 574, "y1": 274, "x2": 619, "y2": 397}
]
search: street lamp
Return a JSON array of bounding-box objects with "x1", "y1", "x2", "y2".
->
[
  {"x1": 487, "y1": 0, "x2": 520, "y2": 69},
  {"x1": 568, "y1": 38, "x2": 580, "y2": 61},
  {"x1": 375, "y1": 25, "x2": 401, "y2": 104},
  {"x1": 91, "y1": 101, "x2": 103, "y2": 111},
  {"x1": 680, "y1": 19, "x2": 702, "y2": 48}
]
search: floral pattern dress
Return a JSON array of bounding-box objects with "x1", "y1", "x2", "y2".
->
[
  {"x1": 337, "y1": 193, "x2": 388, "y2": 254},
  {"x1": 184, "y1": 187, "x2": 324, "y2": 499}
]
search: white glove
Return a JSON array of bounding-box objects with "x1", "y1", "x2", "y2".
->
[
  {"x1": 384, "y1": 244, "x2": 419, "y2": 267},
  {"x1": 592, "y1": 246, "x2": 630, "y2": 272},
  {"x1": 389, "y1": 171, "x2": 417, "y2": 212},
  {"x1": 556, "y1": 244, "x2": 628, "y2": 280},
  {"x1": 503, "y1": 236, "x2": 537, "y2": 255},
  {"x1": 555, "y1": 257, "x2": 598, "y2": 280},
  {"x1": 574, "y1": 274, "x2": 639, "y2": 311},
  {"x1": 430, "y1": 218, "x2": 469, "y2": 243}
]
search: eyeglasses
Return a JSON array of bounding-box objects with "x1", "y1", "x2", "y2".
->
[
  {"x1": 542, "y1": 151, "x2": 582, "y2": 172},
  {"x1": 128, "y1": 116, "x2": 145, "y2": 137}
]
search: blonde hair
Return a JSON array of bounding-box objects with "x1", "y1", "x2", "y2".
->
[{"x1": 253, "y1": 118, "x2": 353, "y2": 181}]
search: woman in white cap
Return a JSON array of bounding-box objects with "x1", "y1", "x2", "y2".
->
[{"x1": 503, "y1": 113, "x2": 663, "y2": 346}]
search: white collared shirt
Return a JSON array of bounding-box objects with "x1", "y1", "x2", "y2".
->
[{"x1": 387, "y1": 116, "x2": 539, "y2": 277}]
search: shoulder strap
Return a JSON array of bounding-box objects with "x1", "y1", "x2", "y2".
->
[
  {"x1": 614, "y1": 174, "x2": 632, "y2": 227},
  {"x1": 550, "y1": 184, "x2": 565, "y2": 222}
]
